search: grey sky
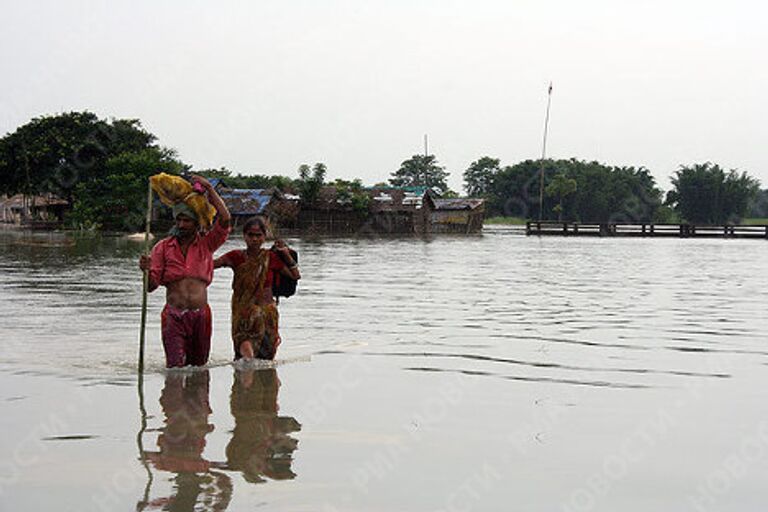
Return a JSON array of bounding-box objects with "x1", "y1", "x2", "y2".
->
[{"x1": 2, "y1": 0, "x2": 766, "y2": 192}]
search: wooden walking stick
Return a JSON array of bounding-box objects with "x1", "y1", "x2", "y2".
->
[
  {"x1": 138, "y1": 179, "x2": 153, "y2": 374},
  {"x1": 137, "y1": 179, "x2": 154, "y2": 506}
]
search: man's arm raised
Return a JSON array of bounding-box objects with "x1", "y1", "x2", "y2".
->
[{"x1": 193, "y1": 175, "x2": 231, "y2": 228}]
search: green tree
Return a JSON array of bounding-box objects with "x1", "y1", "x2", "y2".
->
[
  {"x1": 67, "y1": 147, "x2": 185, "y2": 230},
  {"x1": 487, "y1": 159, "x2": 541, "y2": 218},
  {"x1": 569, "y1": 164, "x2": 662, "y2": 224},
  {"x1": 747, "y1": 189, "x2": 768, "y2": 218},
  {"x1": 0, "y1": 111, "x2": 189, "y2": 230},
  {"x1": 463, "y1": 156, "x2": 500, "y2": 197},
  {"x1": 0, "y1": 112, "x2": 156, "y2": 202},
  {"x1": 296, "y1": 162, "x2": 327, "y2": 206},
  {"x1": 0, "y1": 112, "x2": 182, "y2": 229},
  {"x1": 197, "y1": 168, "x2": 296, "y2": 191},
  {"x1": 545, "y1": 173, "x2": 577, "y2": 221},
  {"x1": 390, "y1": 154, "x2": 449, "y2": 192},
  {"x1": 489, "y1": 159, "x2": 663, "y2": 222},
  {"x1": 238, "y1": 174, "x2": 295, "y2": 191},
  {"x1": 331, "y1": 178, "x2": 370, "y2": 214},
  {"x1": 667, "y1": 163, "x2": 760, "y2": 223},
  {"x1": 441, "y1": 189, "x2": 459, "y2": 198},
  {"x1": 652, "y1": 205, "x2": 680, "y2": 224},
  {"x1": 0, "y1": 112, "x2": 101, "y2": 198},
  {"x1": 196, "y1": 167, "x2": 234, "y2": 181}
]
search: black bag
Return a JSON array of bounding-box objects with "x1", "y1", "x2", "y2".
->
[{"x1": 272, "y1": 248, "x2": 298, "y2": 299}]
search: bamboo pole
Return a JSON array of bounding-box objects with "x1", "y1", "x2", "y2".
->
[
  {"x1": 136, "y1": 369, "x2": 153, "y2": 511},
  {"x1": 137, "y1": 177, "x2": 153, "y2": 503},
  {"x1": 138, "y1": 180, "x2": 153, "y2": 374}
]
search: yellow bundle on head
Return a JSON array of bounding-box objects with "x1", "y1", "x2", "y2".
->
[
  {"x1": 150, "y1": 173, "x2": 192, "y2": 206},
  {"x1": 185, "y1": 193, "x2": 216, "y2": 229},
  {"x1": 149, "y1": 173, "x2": 217, "y2": 229}
]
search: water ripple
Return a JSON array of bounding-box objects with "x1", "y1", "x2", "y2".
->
[{"x1": 2, "y1": 231, "x2": 767, "y2": 391}]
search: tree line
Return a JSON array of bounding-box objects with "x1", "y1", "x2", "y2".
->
[
  {"x1": 463, "y1": 157, "x2": 762, "y2": 224},
  {"x1": 0, "y1": 112, "x2": 764, "y2": 230}
]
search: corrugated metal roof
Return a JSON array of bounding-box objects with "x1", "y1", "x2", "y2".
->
[
  {"x1": 365, "y1": 185, "x2": 433, "y2": 196},
  {"x1": 0, "y1": 194, "x2": 69, "y2": 208},
  {"x1": 220, "y1": 189, "x2": 273, "y2": 215},
  {"x1": 432, "y1": 198, "x2": 485, "y2": 211}
]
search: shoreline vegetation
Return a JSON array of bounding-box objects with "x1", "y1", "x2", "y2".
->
[
  {"x1": 740, "y1": 218, "x2": 768, "y2": 225},
  {"x1": 1, "y1": 111, "x2": 767, "y2": 233},
  {"x1": 3, "y1": 218, "x2": 768, "y2": 237},
  {"x1": 484, "y1": 216, "x2": 527, "y2": 225}
]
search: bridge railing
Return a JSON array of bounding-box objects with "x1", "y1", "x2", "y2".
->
[{"x1": 525, "y1": 222, "x2": 768, "y2": 239}]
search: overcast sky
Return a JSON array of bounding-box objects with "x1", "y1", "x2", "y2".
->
[{"x1": 2, "y1": 0, "x2": 766, "y2": 192}]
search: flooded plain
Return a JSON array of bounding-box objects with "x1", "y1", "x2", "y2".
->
[{"x1": 1, "y1": 227, "x2": 768, "y2": 511}]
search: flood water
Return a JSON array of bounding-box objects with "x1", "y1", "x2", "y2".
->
[{"x1": 2, "y1": 226, "x2": 768, "y2": 511}]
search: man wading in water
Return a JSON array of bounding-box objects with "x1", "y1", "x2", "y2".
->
[{"x1": 139, "y1": 175, "x2": 231, "y2": 368}]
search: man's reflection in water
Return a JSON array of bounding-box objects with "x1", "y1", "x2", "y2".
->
[
  {"x1": 139, "y1": 370, "x2": 232, "y2": 512},
  {"x1": 226, "y1": 368, "x2": 301, "y2": 483}
]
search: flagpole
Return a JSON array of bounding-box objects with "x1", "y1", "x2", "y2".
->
[{"x1": 538, "y1": 82, "x2": 553, "y2": 221}]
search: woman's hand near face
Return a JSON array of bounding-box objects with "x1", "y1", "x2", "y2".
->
[
  {"x1": 272, "y1": 239, "x2": 299, "y2": 279},
  {"x1": 272, "y1": 239, "x2": 291, "y2": 254}
]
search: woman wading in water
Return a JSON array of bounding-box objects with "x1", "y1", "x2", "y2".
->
[{"x1": 214, "y1": 217, "x2": 300, "y2": 360}]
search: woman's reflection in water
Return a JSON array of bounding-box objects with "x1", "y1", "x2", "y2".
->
[
  {"x1": 140, "y1": 370, "x2": 232, "y2": 512},
  {"x1": 226, "y1": 368, "x2": 301, "y2": 483}
]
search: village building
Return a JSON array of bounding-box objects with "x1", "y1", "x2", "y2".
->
[
  {"x1": 0, "y1": 194, "x2": 69, "y2": 227},
  {"x1": 293, "y1": 186, "x2": 372, "y2": 234},
  {"x1": 423, "y1": 194, "x2": 485, "y2": 234},
  {"x1": 0, "y1": 179, "x2": 484, "y2": 235},
  {"x1": 294, "y1": 185, "x2": 485, "y2": 235},
  {"x1": 210, "y1": 179, "x2": 300, "y2": 232}
]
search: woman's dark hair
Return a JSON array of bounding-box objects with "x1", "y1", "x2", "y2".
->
[{"x1": 242, "y1": 216, "x2": 268, "y2": 235}]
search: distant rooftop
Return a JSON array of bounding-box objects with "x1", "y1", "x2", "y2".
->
[
  {"x1": 220, "y1": 188, "x2": 274, "y2": 215},
  {"x1": 432, "y1": 198, "x2": 485, "y2": 211}
]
